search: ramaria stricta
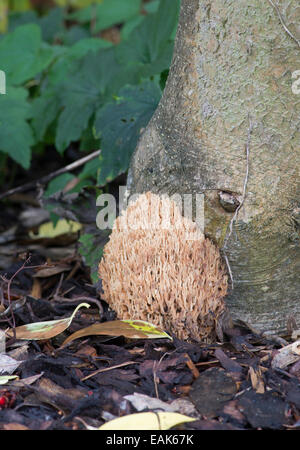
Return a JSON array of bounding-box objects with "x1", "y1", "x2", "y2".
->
[{"x1": 98, "y1": 192, "x2": 228, "y2": 341}]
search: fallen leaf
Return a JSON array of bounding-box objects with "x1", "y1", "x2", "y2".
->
[
  {"x1": 35, "y1": 377, "x2": 86, "y2": 413},
  {"x1": 62, "y1": 319, "x2": 172, "y2": 346},
  {"x1": 124, "y1": 393, "x2": 177, "y2": 412},
  {"x1": 9, "y1": 373, "x2": 43, "y2": 387},
  {"x1": 98, "y1": 411, "x2": 196, "y2": 430},
  {"x1": 0, "y1": 354, "x2": 22, "y2": 375},
  {"x1": 29, "y1": 219, "x2": 82, "y2": 239},
  {"x1": 0, "y1": 375, "x2": 19, "y2": 385},
  {"x1": 6, "y1": 303, "x2": 90, "y2": 340},
  {"x1": 33, "y1": 264, "x2": 71, "y2": 278}
]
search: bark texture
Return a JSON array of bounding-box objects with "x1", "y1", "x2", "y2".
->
[{"x1": 126, "y1": 0, "x2": 300, "y2": 334}]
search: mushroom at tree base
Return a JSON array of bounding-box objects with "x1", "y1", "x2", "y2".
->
[{"x1": 99, "y1": 192, "x2": 228, "y2": 342}]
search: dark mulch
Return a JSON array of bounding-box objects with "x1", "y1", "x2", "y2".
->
[{"x1": 0, "y1": 252, "x2": 299, "y2": 432}]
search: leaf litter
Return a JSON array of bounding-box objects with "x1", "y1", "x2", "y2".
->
[{"x1": 0, "y1": 238, "x2": 300, "y2": 430}]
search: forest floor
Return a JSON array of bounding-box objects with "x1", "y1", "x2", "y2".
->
[{"x1": 0, "y1": 196, "x2": 300, "y2": 432}]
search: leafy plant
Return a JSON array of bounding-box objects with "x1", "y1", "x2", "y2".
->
[{"x1": 0, "y1": 0, "x2": 181, "y2": 280}]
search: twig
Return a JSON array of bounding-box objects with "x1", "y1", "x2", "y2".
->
[
  {"x1": 52, "y1": 295, "x2": 103, "y2": 318},
  {"x1": 184, "y1": 353, "x2": 200, "y2": 378},
  {"x1": 222, "y1": 115, "x2": 253, "y2": 288},
  {"x1": 0, "y1": 258, "x2": 48, "y2": 331},
  {"x1": 0, "y1": 149, "x2": 101, "y2": 201},
  {"x1": 80, "y1": 361, "x2": 137, "y2": 382},
  {"x1": 267, "y1": 0, "x2": 300, "y2": 48}
]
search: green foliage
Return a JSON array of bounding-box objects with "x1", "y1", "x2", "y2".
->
[
  {"x1": 0, "y1": 86, "x2": 34, "y2": 168},
  {"x1": 78, "y1": 233, "x2": 103, "y2": 283},
  {"x1": 0, "y1": 0, "x2": 181, "y2": 284},
  {"x1": 95, "y1": 81, "x2": 161, "y2": 185},
  {"x1": 0, "y1": 0, "x2": 180, "y2": 182},
  {"x1": 69, "y1": 0, "x2": 142, "y2": 33},
  {"x1": 0, "y1": 24, "x2": 54, "y2": 85}
]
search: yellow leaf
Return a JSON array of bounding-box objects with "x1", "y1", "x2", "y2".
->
[
  {"x1": 0, "y1": 375, "x2": 18, "y2": 385},
  {"x1": 29, "y1": 219, "x2": 82, "y2": 239},
  {"x1": 8, "y1": 0, "x2": 31, "y2": 12},
  {"x1": 62, "y1": 319, "x2": 172, "y2": 347},
  {"x1": 6, "y1": 303, "x2": 90, "y2": 340},
  {"x1": 99, "y1": 412, "x2": 196, "y2": 430}
]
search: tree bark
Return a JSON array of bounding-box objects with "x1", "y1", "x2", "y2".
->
[{"x1": 126, "y1": 0, "x2": 300, "y2": 334}]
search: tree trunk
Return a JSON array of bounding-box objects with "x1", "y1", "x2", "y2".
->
[{"x1": 126, "y1": 0, "x2": 300, "y2": 334}]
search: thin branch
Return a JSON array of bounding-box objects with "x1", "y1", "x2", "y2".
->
[
  {"x1": 267, "y1": 0, "x2": 300, "y2": 48},
  {"x1": 0, "y1": 149, "x2": 101, "y2": 201},
  {"x1": 222, "y1": 115, "x2": 253, "y2": 288}
]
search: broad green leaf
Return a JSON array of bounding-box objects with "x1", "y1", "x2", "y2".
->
[
  {"x1": 38, "y1": 7, "x2": 65, "y2": 43},
  {"x1": 0, "y1": 375, "x2": 18, "y2": 385},
  {"x1": 0, "y1": 24, "x2": 55, "y2": 85},
  {"x1": 116, "y1": 0, "x2": 180, "y2": 77},
  {"x1": 48, "y1": 38, "x2": 112, "y2": 86},
  {"x1": 31, "y1": 89, "x2": 61, "y2": 142},
  {"x1": 32, "y1": 39, "x2": 112, "y2": 143},
  {"x1": 94, "y1": 81, "x2": 161, "y2": 185},
  {"x1": 55, "y1": 47, "x2": 141, "y2": 153},
  {"x1": 8, "y1": 11, "x2": 38, "y2": 33},
  {"x1": 120, "y1": 15, "x2": 144, "y2": 41},
  {"x1": 70, "y1": 0, "x2": 142, "y2": 33},
  {"x1": 61, "y1": 25, "x2": 90, "y2": 46},
  {"x1": 144, "y1": 0, "x2": 160, "y2": 14},
  {"x1": 56, "y1": 102, "x2": 95, "y2": 153},
  {"x1": 99, "y1": 412, "x2": 196, "y2": 430},
  {"x1": 44, "y1": 174, "x2": 75, "y2": 198},
  {"x1": 62, "y1": 319, "x2": 172, "y2": 346},
  {"x1": 9, "y1": 8, "x2": 64, "y2": 44},
  {"x1": 78, "y1": 233, "x2": 102, "y2": 283},
  {"x1": 0, "y1": 86, "x2": 34, "y2": 169},
  {"x1": 6, "y1": 303, "x2": 90, "y2": 341}
]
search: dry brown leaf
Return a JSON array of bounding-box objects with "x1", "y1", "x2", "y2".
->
[{"x1": 62, "y1": 319, "x2": 172, "y2": 347}]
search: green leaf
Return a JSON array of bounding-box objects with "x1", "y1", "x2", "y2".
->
[
  {"x1": 70, "y1": 0, "x2": 142, "y2": 33},
  {"x1": 48, "y1": 38, "x2": 112, "y2": 87},
  {"x1": 38, "y1": 7, "x2": 65, "y2": 43},
  {"x1": 144, "y1": 0, "x2": 160, "y2": 14},
  {"x1": 31, "y1": 89, "x2": 60, "y2": 142},
  {"x1": 94, "y1": 81, "x2": 161, "y2": 185},
  {"x1": 116, "y1": 0, "x2": 180, "y2": 77},
  {"x1": 44, "y1": 173, "x2": 75, "y2": 198},
  {"x1": 0, "y1": 24, "x2": 55, "y2": 85},
  {"x1": 78, "y1": 233, "x2": 102, "y2": 283},
  {"x1": 9, "y1": 8, "x2": 65, "y2": 43},
  {"x1": 120, "y1": 15, "x2": 144, "y2": 41},
  {"x1": 0, "y1": 86, "x2": 34, "y2": 168},
  {"x1": 55, "y1": 47, "x2": 141, "y2": 153},
  {"x1": 62, "y1": 25, "x2": 91, "y2": 46}
]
